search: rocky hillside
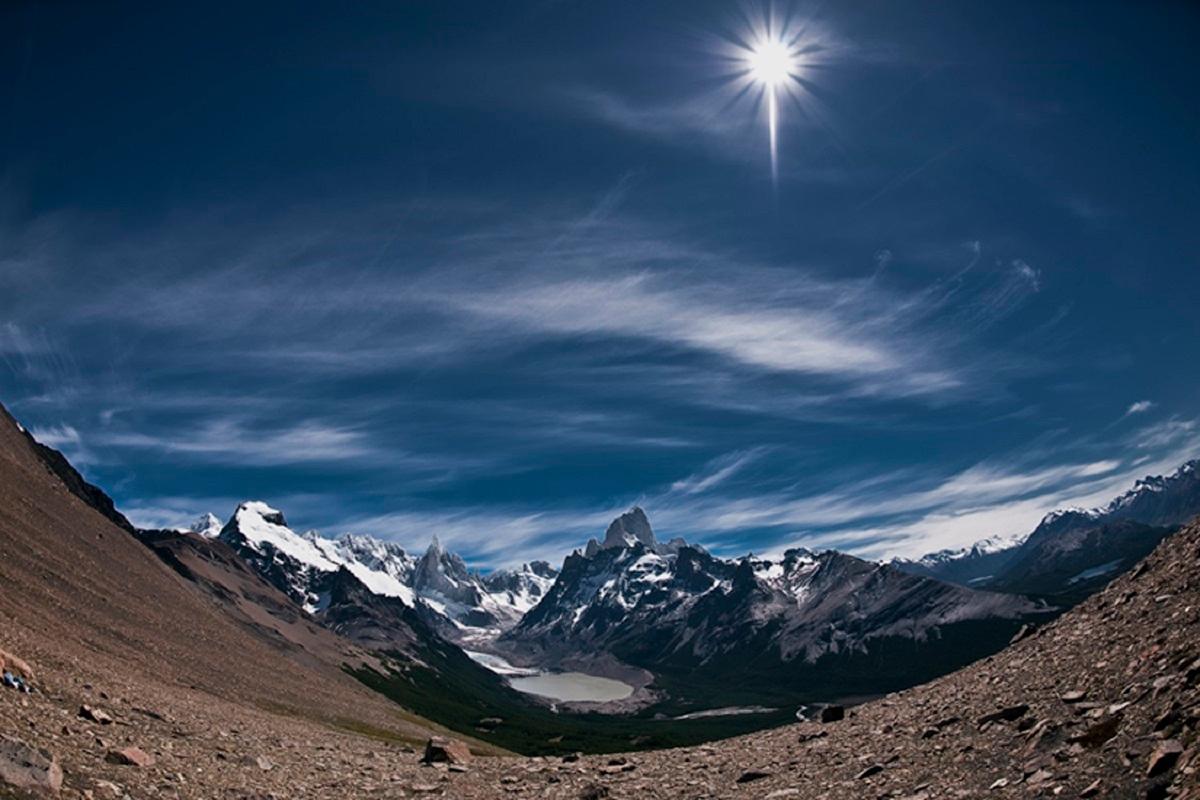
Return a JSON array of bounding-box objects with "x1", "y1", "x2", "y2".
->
[{"x1": 0, "y1": 402, "x2": 452, "y2": 758}]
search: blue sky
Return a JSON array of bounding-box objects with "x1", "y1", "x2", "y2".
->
[{"x1": 2, "y1": 1, "x2": 1198, "y2": 568}]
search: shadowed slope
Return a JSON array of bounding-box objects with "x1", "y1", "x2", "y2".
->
[{"x1": 0, "y1": 402, "x2": 442, "y2": 741}]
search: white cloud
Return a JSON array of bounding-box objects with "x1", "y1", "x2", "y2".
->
[
  {"x1": 1125, "y1": 400, "x2": 1155, "y2": 416},
  {"x1": 670, "y1": 449, "x2": 765, "y2": 495},
  {"x1": 1012, "y1": 259, "x2": 1041, "y2": 291},
  {"x1": 91, "y1": 419, "x2": 375, "y2": 466},
  {"x1": 443, "y1": 268, "x2": 962, "y2": 399}
]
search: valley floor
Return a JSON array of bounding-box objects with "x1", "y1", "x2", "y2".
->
[{"x1": 5, "y1": 520, "x2": 1200, "y2": 799}]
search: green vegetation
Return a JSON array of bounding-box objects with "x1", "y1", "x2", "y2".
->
[
  {"x1": 346, "y1": 636, "x2": 793, "y2": 756},
  {"x1": 347, "y1": 617, "x2": 1033, "y2": 756}
]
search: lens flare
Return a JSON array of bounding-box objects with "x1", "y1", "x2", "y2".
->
[{"x1": 712, "y1": 4, "x2": 837, "y2": 188}]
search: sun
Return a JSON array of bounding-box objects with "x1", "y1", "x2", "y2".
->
[
  {"x1": 746, "y1": 38, "x2": 794, "y2": 88},
  {"x1": 712, "y1": 4, "x2": 837, "y2": 187}
]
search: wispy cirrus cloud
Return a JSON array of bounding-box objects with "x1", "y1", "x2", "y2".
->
[
  {"x1": 443, "y1": 270, "x2": 961, "y2": 398},
  {"x1": 93, "y1": 419, "x2": 376, "y2": 466},
  {"x1": 670, "y1": 448, "x2": 766, "y2": 495},
  {"x1": 0, "y1": 196, "x2": 1086, "y2": 569}
]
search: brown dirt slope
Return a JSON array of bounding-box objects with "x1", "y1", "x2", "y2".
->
[{"x1": 0, "y1": 403, "x2": 443, "y2": 744}]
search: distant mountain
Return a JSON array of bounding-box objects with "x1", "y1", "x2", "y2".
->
[
  {"x1": 504, "y1": 508, "x2": 1044, "y2": 703},
  {"x1": 183, "y1": 512, "x2": 223, "y2": 538},
  {"x1": 890, "y1": 534, "x2": 1026, "y2": 587},
  {"x1": 582, "y1": 507, "x2": 688, "y2": 557},
  {"x1": 216, "y1": 500, "x2": 556, "y2": 640},
  {"x1": 895, "y1": 460, "x2": 1199, "y2": 598}
]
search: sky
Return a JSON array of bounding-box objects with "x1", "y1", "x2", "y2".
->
[{"x1": 2, "y1": 1, "x2": 1199, "y2": 569}]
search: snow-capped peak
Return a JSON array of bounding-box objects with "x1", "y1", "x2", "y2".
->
[
  {"x1": 219, "y1": 501, "x2": 415, "y2": 608},
  {"x1": 186, "y1": 512, "x2": 222, "y2": 538},
  {"x1": 222, "y1": 501, "x2": 340, "y2": 573},
  {"x1": 1037, "y1": 506, "x2": 1101, "y2": 528}
]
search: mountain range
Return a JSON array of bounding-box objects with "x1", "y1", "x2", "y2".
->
[
  {"x1": 5, "y1": 400, "x2": 1197, "y2": 752},
  {"x1": 502, "y1": 508, "x2": 1043, "y2": 704},
  {"x1": 893, "y1": 460, "x2": 1199, "y2": 598},
  {"x1": 6, "y1": 396, "x2": 1196, "y2": 797}
]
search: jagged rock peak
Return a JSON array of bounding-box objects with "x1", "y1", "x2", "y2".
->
[{"x1": 601, "y1": 506, "x2": 657, "y2": 550}]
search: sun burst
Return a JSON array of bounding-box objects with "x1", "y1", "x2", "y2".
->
[{"x1": 715, "y1": 3, "x2": 832, "y2": 187}]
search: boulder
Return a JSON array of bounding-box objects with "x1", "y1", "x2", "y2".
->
[
  {"x1": 239, "y1": 755, "x2": 274, "y2": 771},
  {"x1": 736, "y1": 769, "x2": 772, "y2": 783},
  {"x1": 79, "y1": 705, "x2": 114, "y2": 725},
  {"x1": 0, "y1": 735, "x2": 63, "y2": 794},
  {"x1": 1068, "y1": 714, "x2": 1122, "y2": 748},
  {"x1": 105, "y1": 747, "x2": 155, "y2": 768},
  {"x1": 819, "y1": 705, "x2": 844, "y2": 723},
  {"x1": 1146, "y1": 740, "x2": 1183, "y2": 778},
  {"x1": 977, "y1": 704, "x2": 1029, "y2": 726},
  {"x1": 0, "y1": 648, "x2": 35, "y2": 680},
  {"x1": 421, "y1": 736, "x2": 471, "y2": 765}
]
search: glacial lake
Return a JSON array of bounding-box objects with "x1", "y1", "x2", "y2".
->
[
  {"x1": 466, "y1": 650, "x2": 635, "y2": 702},
  {"x1": 508, "y1": 671, "x2": 635, "y2": 702}
]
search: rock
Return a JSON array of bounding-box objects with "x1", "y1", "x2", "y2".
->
[
  {"x1": 736, "y1": 769, "x2": 772, "y2": 783},
  {"x1": 1026, "y1": 768, "x2": 1053, "y2": 785},
  {"x1": 561, "y1": 752, "x2": 581, "y2": 763},
  {"x1": 421, "y1": 736, "x2": 471, "y2": 765},
  {"x1": 0, "y1": 649, "x2": 35, "y2": 680},
  {"x1": 0, "y1": 735, "x2": 63, "y2": 794},
  {"x1": 765, "y1": 791, "x2": 800, "y2": 799},
  {"x1": 1079, "y1": 779, "x2": 1102, "y2": 797},
  {"x1": 856, "y1": 764, "x2": 885, "y2": 779},
  {"x1": 1146, "y1": 740, "x2": 1183, "y2": 778},
  {"x1": 1152, "y1": 709, "x2": 1179, "y2": 732},
  {"x1": 78, "y1": 705, "x2": 113, "y2": 725},
  {"x1": 977, "y1": 704, "x2": 1029, "y2": 726},
  {"x1": 240, "y1": 755, "x2": 274, "y2": 771},
  {"x1": 93, "y1": 780, "x2": 123, "y2": 799},
  {"x1": 105, "y1": 747, "x2": 155, "y2": 767},
  {"x1": 1068, "y1": 715, "x2": 1122, "y2": 748},
  {"x1": 1060, "y1": 690, "x2": 1087, "y2": 703},
  {"x1": 579, "y1": 785, "x2": 609, "y2": 800},
  {"x1": 819, "y1": 705, "x2": 845, "y2": 723}
]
